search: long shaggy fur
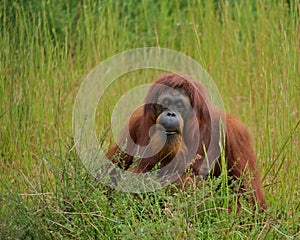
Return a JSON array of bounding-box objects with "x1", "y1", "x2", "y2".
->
[{"x1": 108, "y1": 74, "x2": 266, "y2": 209}]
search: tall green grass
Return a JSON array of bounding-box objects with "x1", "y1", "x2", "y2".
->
[{"x1": 0, "y1": 0, "x2": 299, "y2": 239}]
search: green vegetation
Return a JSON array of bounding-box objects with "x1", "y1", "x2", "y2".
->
[{"x1": 0, "y1": 0, "x2": 299, "y2": 239}]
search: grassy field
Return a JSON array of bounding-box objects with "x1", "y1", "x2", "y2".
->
[{"x1": 1, "y1": 0, "x2": 299, "y2": 239}]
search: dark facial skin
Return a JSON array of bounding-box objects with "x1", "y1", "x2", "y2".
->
[{"x1": 154, "y1": 89, "x2": 191, "y2": 136}]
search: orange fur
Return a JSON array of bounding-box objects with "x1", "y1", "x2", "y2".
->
[{"x1": 108, "y1": 74, "x2": 266, "y2": 209}]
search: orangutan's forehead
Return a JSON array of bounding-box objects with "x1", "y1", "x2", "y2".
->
[
  {"x1": 161, "y1": 88, "x2": 187, "y2": 97},
  {"x1": 157, "y1": 88, "x2": 190, "y2": 103}
]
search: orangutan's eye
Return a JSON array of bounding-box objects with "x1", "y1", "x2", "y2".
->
[
  {"x1": 176, "y1": 101, "x2": 184, "y2": 110},
  {"x1": 162, "y1": 98, "x2": 171, "y2": 107},
  {"x1": 154, "y1": 104, "x2": 164, "y2": 114}
]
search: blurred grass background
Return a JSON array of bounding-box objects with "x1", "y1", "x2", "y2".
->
[{"x1": 0, "y1": 0, "x2": 299, "y2": 239}]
